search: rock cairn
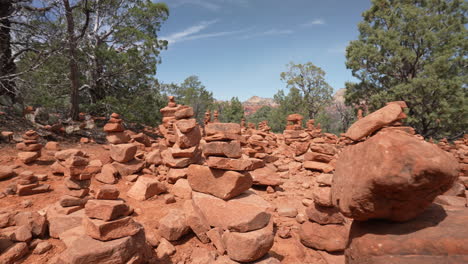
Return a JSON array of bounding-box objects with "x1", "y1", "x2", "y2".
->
[
  {"x1": 54, "y1": 186, "x2": 152, "y2": 263},
  {"x1": 283, "y1": 114, "x2": 311, "y2": 156},
  {"x1": 16, "y1": 130, "x2": 42, "y2": 164},
  {"x1": 51, "y1": 149, "x2": 101, "y2": 214},
  {"x1": 103, "y1": 113, "x2": 130, "y2": 144},
  {"x1": 183, "y1": 122, "x2": 274, "y2": 262},
  {"x1": 15, "y1": 170, "x2": 51, "y2": 196},
  {"x1": 329, "y1": 102, "x2": 463, "y2": 263}
]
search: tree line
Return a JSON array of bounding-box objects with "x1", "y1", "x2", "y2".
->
[{"x1": 0, "y1": 0, "x2": 466, "y2": 138}]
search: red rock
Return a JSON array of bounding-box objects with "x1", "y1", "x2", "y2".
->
[
  {"x1": 103, "y1": 122, "x2": 124, "y2": 132},
  {"x1": 110, "y1": 143, "x2": 137, "y2": 163},
  {"x1": 33, "y1": 241, "x2": 52, "y2": 254},
  {"x1": 202, "y1": 141, "x2": 243, "y2": 158},
  {"x1": 55, "y1": 149, "x2": 85, "y2": 161},
  {"x1": 14, "y1": 211, "x2": 47, "y2": 237},
  {"x1": 158, "y1": 209, "x2": 189, "y2": 241},
  {"x1": 106, "y1": 132, "x2": 131, "y2": 144},
  {"x1": 47, "y1": 209, "x2": 85, "y2": 238},
  {"x1": 59, "y1": 195, "x2": 87, "y2": 207},
  {"x1": 64, "y1": 177, "x2": 90, "y2": 190},
  {"x1": 316, "y1": 173, "x2": 333, "y2": 186},
  {"x1": 64, "y1": 155, "x2": 88, "y2": 167},
  {"x1": 0, "y1": 165, "x2": 15, "y2": 180},
  {"x1": 174, "y1": 106, "x2": 194, "y2": 119},
  {"x1": 145, "y1": 149, "x2": 163, "y2": 165},
  {"x1": 306, "y1": 203, "x2": 345, "y2": 225},
  {"x1": 304, "y1": 151, "x2": 334, "y2": 163},
  {"x1": 300, "y1": 221, "x2": 348, "y2": 252},
  {"x1": 183, "y1": 200, "x2": 210, "y2": 243},
  {"x1": 0, "y1": 242, "x2": 28, "y2": 264},
  {"x1": 161, "y1": 148, "x2": 199, "y2": 168},
  {"x1": 111, "y1": 159, "x2": 145, "y2": 176},
  {"x1": 345, "y1": 204, "x2": 468, "y2": 264},
  {"x1": 434, "y1": 195, "x2": 466, "y2": 207},
  {"x1": 131, "y1": 133, "x2": 151, "y2": 147},
  {"x1": 95, "y1": 185, "x2": 120, "y2": 200},
  {"x1": 156, "y1": 237, "x2": 176, "y2": 259},
  {"x1": 206, "y1": 123, "x2": 241, "y2": 136},
  {"x1": 175, "y1": 118, "x2": 197, "y2": 133},
  {"x1": 188, "y1": 164, "x2": 253, "y2": 200},
  {"x1": 95, "y1": 164, "x2": 117, "y2": 184},
  {"x1": 172, "y1": 179, "x2": 192, "y2": 199},
  {"x1": 250, "y1": 167, "x2": 282, "y2": 186},
  {"x1": 222, "y1": 221, "x2": 274, "y2": 262},
  {"x1": 85, "y1": 200, "x2": 131, "y2": 221},
  {"x1": 127, "y1": 176, "x2": 167, "y2": 201},
  {"x1": 2, "y1": 225, "x2": 32, "y2": 242},
  {"x1": 167, "y1": 168, "x2": 187, "y2": 184},
  {"x1": 171, "y1": 145, "x2": 199, "y2": 158},
  {"x1": 192, "y1": 191, "x2": 271, "y2": 232},
  {"x1": 56, "y1": 229, "x2": 151, "y2": 264},
  {"x1": 175, "y1": 124, "x2": 201, "y2": 148},
  {"x1": 332, "y1": 130, "x2": 459, "y2": 221},
  {"x1": 83, "y1": 216, "x2": 142, "y2": 241},
  {"x1": 313, "y1": 186, "x2": 333, "y2": 207},
  {"x1": 206, "y1": 157, "x2": 264, "y2": 171},
  {"x1": 17, "y1": 183, "x2": 50, "y2": 196},
  {"x1": 309, "y1": 144, "x2": 338, "y2": 156},
  {"x1": 18, "y1": 151, "x2": 40, "y2": 164},
  {"x1": 345, "y1": 103, "x2": 404, "y2": 141},
  {"x1": 304, "y1": 161, "x2": 334, "y2": 173},
  {"x1": 207, "y1": 227, "x2": 226, "y2": 254}
]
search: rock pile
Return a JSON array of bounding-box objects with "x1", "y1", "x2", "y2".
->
[
  {"x1": 283, "y1": 114, "x2": 311, "y2": 156},
  {"x1": 103, "y1": 113, "x2": 130, "y2": 144},
  {"x1": 183, "y1": 122, "x2": 274, "y2": 262},
  {"x1": 51, "y1": 149, "x2": 100, "y2": 213},
  {"x1": 330, "y1": 102, "x2": 462, "y2": 263},
  {"x1": 16, "y1": 130, "x2": 42, "y2": 164},
  {"x1": 54, "y1": 186, "x2": 152, "y2": 263},
  {"x1": 15, "y1": 170, "x2": 51, "y2": 196}
]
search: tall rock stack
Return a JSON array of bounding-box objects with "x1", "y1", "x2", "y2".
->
[
  {"x1": 186, "y1": 122, "x2": 275, "y2": 262},
  {"x1": 54, "y1": 186, "x2": 152, "y2": 263},
  {"x1": 16, "y1": 130, "x2": 42, "y2": 164},
  {"x1": 103, "y1": 113, "x2": 130, "y2": 144},
  {"x1": 160, "y1": 101, "x2": 202, "y2": 170},
  {"x1": 159, "y1": 96, "x2": 179, "y2": 146},
  {"x1": 329, "y1": 102, "x2": 464, "y2": 263},
  {"x1": 283, "y1": 114, "x2": 311, "y2": 156},
  {"x1": 50, "y1": 149, "x2": 100, "y2": 214}
]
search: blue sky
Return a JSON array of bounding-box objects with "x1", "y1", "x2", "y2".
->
[{"x1": 157, "y1": 0, "x2": 372, "y2": 101}]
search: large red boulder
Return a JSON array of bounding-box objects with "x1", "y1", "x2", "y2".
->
[
  {"x1": 331, "y1": 130, "x2": 459, "y2": 221},
  {"x1": 346, "y1": 204, "x2": 468, "y2": 264}
]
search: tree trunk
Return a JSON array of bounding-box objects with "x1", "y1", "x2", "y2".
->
[
  {"x1": 63, "y1": 0, "x2": 80, "y2": 120},
  {"x1": 0, "y1": 0, "x2": 17, "y2": 102}
]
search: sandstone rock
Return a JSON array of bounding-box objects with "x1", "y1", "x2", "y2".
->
[
  {"x1": 106, "y1": 132, "x2": 131, "y2": 144},
  {"x1": 161, "y1": 149, "x2": 198, "y2": 168},
  {"x1": 111, "y1": 159, "x2": 145, "y2": 176},
  {"x1": 205, "y1": 123, "x2": 241, "y2": 137},
  {"x1": 158, "y1": 209, "x2": 189, "y2": 241},
  {"x1": 127, "y1": 176, "x2": 166, "y2": 201},
  {"x1": 303, "y1": 161, "x2": 334, "y2": 173},
  {"x1": 250, "y1": 167, "x2": 282, "y2": 186},
  {"x1": 0, "y1": 241, "x2": 28, "y2": 264},
  {"x1": 45, "y1": 141, "x2": 60, "y2": 150},
  {"x1": 175, "y1": 118, "x2": 197, "y2": 133},
  {"x1": 55, "y1": 149, "x2": 85, "y2": 161},
  {"x1": 175, "y1": 125, "x2": 201, "y2": 148},
  {"x1": 207, "y1": 227, "x2": 226, "y2": 254},
  {"x1": 313, "y1": 186, "x2": 333, "y2": 207},
  {"x1": 306, "y1": 203, "x2": 345, "y2": 225},
  {"x1": 95, "y1": 164, "x2": 117, "y2": 184},
  {"x1": 33, "y1": 241, "x2": 52, "y2": 254},
  {"x1": 206, "y1": 157, "x2": 264, "y2": 171},
  {"x1": 59, "y1": 195, "x2": 87, "y2": 207},
  {"x1": 85, "y1": 200, "x2": 131, "y2": 221},
  {"x1": 300, "y1": 221, "x2": 348, "y2": 252},
  {"x1": 190, "y1": 247, "x2": 217, "y2": 264},
  {"x1": 156, "y1": 238, "x2": 176, "y2": 259},
  {"x1": 183, "y1": 200, "x2": 210, "y2": 243},
  {"x1": 345, "y1": 204, "x2": 468, "y2": 264},
  {"x1": 167, "y1": 168, "x2": 187, "y2": 184},
  {"x1": 192, "y1": 191, "x2": 271, "y2": 232},
  {"x1": 332, "y1": 130, "x2": 459, "y2": 221},
  {"x1": 103, "y1": 122, "x2": 124, "y2": 132},
  {"x1": 95, "y1": 185, "x2": 120, "y2": 200},
  {"x1": 222, "y1": 221, "x2": 274, "y2": 262},
  {"x1": 188, "y1": 164, "x2": 253, "y2": 200},
  {"x1": 172, "y1": 178, "x2": 192, "y2": 199},
  {"x1": 14, "y1": 211, "x2": 47, "y2": 237},
  {"x1": 316, "y1": 173, "x2": 333, "y2": 186},
  {"x1": 56, "y1": 229, "x2": 151, "y2": 264},
  {"x1": 110, "y1": 143, "x2": 137, "y2": 163},
  {"x1": 2, "y1": 225, "x2": 32, "y2": 242},
  {"x1": 277, "y1": 206, "x2": 298, "y2": 218},
  {"x1": 174, "y1": 106, "x2": 194, "y2": 119},
  {"x1": 47, "y1": 209, "x2": 85, "y2": 238},
  {"x1": 83, "y1": 216, "x2": 142, "y2": 241},
  {"x1": 18, "y1": 151, "x2": 40, "y2": 163},
  {"x1": 64, "y1": 177, "x2": 90, "y2": 190},
  {"x1": 202, "y1": 141, "x2": 242, "y2": 158},
  {"x1": 345, "y1": 103, "x2": 403, "y2": 141},
  {"x1": 434, "y1": 195, "x2": 466, "y2": 207},
  {"x1": 0, "y1": 165, "x2": 15, "y2": 180},
  {"x1": 304, "y1": 151, "x2": 334, "y2": 163},
  {"x1": 145, "y1": 149, "x2": 162, "y2": 165}
]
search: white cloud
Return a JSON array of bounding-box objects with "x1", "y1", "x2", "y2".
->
[
  {"x1": 162, "y1": 20, "x2": 250, "y2": 45},
  {"x1": 302, "y1": 19, "x2": 325, "y2": 27},
  {"x1": 241, "y1": 28, "x2": 294, "y2": 39},
  {"x1": 172, "y1": 0, "x2": 251, "y2": 11},
  {"x1": 162, "y1": 20, "x2": 218, "y2": 44}
]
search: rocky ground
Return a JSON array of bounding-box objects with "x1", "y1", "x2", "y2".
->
[{"x1": 0, "y1": 99, "x2": 467, "y2": 264}]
